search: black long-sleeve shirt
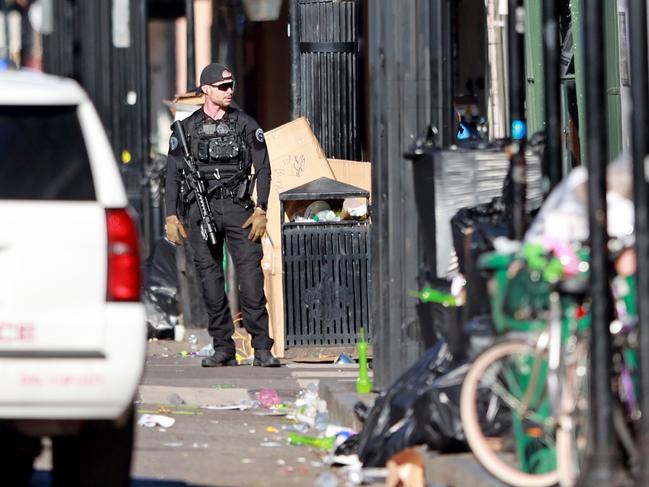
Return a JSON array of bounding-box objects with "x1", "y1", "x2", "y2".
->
[{"x1": 164, "y1": 106, "x2": 271, "y2": 217}]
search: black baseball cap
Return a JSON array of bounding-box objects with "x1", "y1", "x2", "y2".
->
[{"x1": 196, "y1": 63, "x2": 234, "y2": 92}]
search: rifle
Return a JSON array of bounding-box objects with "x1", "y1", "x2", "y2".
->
[{"x1": 173, "y1": 120, "x2": 218, "y2": 245}]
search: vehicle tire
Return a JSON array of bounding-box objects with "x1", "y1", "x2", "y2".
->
[
  {"x1": 460, "y1": 339, "x2": 559, "y2": 487},
  {"x1": 51, "y1": 407, "x2": 134, "y2": 487},
  {"x1": 0, "y1": 424, "x2": 42, "y2": 487}
]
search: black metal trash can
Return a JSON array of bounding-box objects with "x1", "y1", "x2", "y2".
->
[
  {"x1": 407, "y1": 138, "x2": 544, "y2": 358},
  {"x1": 279, "y1": 177, "x2": 370, "y2": 349}
]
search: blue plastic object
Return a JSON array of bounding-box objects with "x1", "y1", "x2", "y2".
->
[{"x1": 511, "y1": 119, "x2": 527, "y2": 140}]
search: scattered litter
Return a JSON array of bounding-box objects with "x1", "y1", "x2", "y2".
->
[
  {"x1": 168, "y1": 393, "x2": 186, "y2": 405},
  {"x1": 158, "y1": 428, "x2": 166, "y2": 432},
  {"x1": 311, "y1": 461, "x2": 323, "y2": 468},
  {"x1": 249, "y1": 429, "x2": 256, "y2": 434},
  {"x1": 199, "y1": 343, "x2": 214, "y2": 357},
  {"x1": 163, "y1": 442, "x2": 183, "y2": 448},
  {"x1": 211, "y1": 384, "x2": 234, "y2": 389},
  {"x1": 297, "y1": 457, "x2": 306, "y2": 463},
  {"x1": 335, "y1": 352, "x2": 354, "y2": 365},
  {"x1": 342, "y1": 465, "x2": 388, "y2": 485},
  {"x1": 203, "y1": 399, "x2": 259, "y2": 411},
  {"x1": 314, "y1": 471, "x2": 338, "y2": 487},
  {"x1": 266, "y1": 426, "x2": 279, "y2": 433},
  {"x1": 325, "y1": 425, "x2": 356, "y2": 438},
  {"x1": 252, "y1": 409, "x2": 288, "y2": 417},
  {"x1": 288, "y1": 423, "x2": 310, "y2": 433},
  {"x1": 240, "y1": 400, "x2": 260, "y2": 410},
  {"x1": 314, "y1": 411, "x2": 329, "y2": 431},
  {"x1": 241, "y1": 458, "x2": 254, "y2": 464},
  {"x1": 386, "y1": 448, "x2": 425, "y2": 487},
  {"x1": 260, "y1": 442, "x2": 283, "y2": 448},
  {"x1": 327, "y1": 453, "x2": 360, "y2": 467},
  {"x1": 187, "y1": 334, "x2": 198, "y2": 348},
  {"x1": 191, "y1": 442, "x2": 209, "y2": 449},
  {"x1": 256, "y1": 388, "x2": 282, "y2": 408},
  {"x1": 137, "y1": 414, "x2": 175, "y2": 428},
  {"x1": 277, "y1": 459, "x2": 286, "y2": 466}
]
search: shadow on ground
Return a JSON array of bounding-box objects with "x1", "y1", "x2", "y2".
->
[{"x1": 30, "y1": 470, "x2": 229, "y2": 487}]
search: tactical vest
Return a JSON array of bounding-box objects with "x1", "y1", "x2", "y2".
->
[{"x1": 190, "y1": 115, "x2": 249, "y2": 187}]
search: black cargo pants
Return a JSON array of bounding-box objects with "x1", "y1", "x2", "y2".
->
[{"x1": 186, "y1": 195, "x2": 274, "y2": 355}]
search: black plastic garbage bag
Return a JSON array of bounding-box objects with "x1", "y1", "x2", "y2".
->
[
  {"x1": 143, "y1": 238, "x2": 180, "y2": 338},
  {"x1": 355, "y1": 342, "x2": 468, "y2": 467},
  {"x1": 450, "y1": 198, "x2": 511, "y2": 321}
]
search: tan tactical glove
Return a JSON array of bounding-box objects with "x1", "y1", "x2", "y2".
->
[
  {"x1": 165, "y1": 215, "x2": 187, "y2": 245},
  {"x1": 242, "y1": 208, "x2": 267, "y2": 242}
]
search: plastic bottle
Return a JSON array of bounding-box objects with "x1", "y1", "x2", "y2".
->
[
  {"x1": 356, "y1": 328, "x2": 373, "y2": 394},
  {"x1": 314, "y1": 471, "x2": 338, "y2": 487},
  {"x1": 287, "y1": 432, "x2": 336, "y2": 450},
  {"x1": 409, "y1": 287, "x2": 457, "y2": 306},
  {"x1": 313, "y1": 411, "x2": 329, "y2": 431}
]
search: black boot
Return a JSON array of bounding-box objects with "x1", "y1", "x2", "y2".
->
[
  {"x1": 201, "y1": 349, "x2": 238, "y2": 367},
  {"x1": 253, "y1": 349, "x2": 280, "y2": 367}
]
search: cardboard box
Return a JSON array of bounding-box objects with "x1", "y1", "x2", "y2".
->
[
  {"x1": 263, "y1": 118, "x2": 335, "y2": 356},
  {"x1": 263, "y1": 118, "x2": 371, "y2": 357},
  {"x1": 327, "y1": 158, "x2": 372, "y2": 195}
]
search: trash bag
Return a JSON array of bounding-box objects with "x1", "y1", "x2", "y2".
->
[
  {"x1": 355, "y1": 342, "x2": 467, "y2": 467},
  {"x1": 451, "y1": 198, "x2": 511, "y2": 320},
  {"x1": 143, "y1": 238, "x2": 180, "y2": 339},
  {"x1": 463, "y1": 314, "x2": 496, "y2": 359}
]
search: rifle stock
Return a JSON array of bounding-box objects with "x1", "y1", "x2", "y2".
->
[{"x1": 173, "y1": 121, "x2": 218, "y2": 245}]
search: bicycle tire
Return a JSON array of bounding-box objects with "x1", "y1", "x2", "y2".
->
[
  {"x1": 460, "y1": 339, "x2": 559, "y2": 487},
  {"x1": 556, "y1": 332, "x2": 591, "y2": 487}
]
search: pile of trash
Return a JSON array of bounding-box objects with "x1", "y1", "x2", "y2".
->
[{"x1": 290, "y1": 198, "x2": 368, "y2": 224}]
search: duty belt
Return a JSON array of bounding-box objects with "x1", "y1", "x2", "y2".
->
[{"x1": 207, "y1": 183, "x2": 235, "y2": 199}]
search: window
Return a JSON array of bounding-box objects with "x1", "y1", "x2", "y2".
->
[{"x1": 0, "y1": 105, "x2": 95, "y2": 200}]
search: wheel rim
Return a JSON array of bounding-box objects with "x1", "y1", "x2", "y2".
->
[{"x1": 461, "y1": 340, "x2": 559, "y2": 487}]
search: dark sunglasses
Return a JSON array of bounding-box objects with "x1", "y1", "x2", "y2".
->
[{"x1": 212, "y1": 82, "x2": 234, "y2": 92}]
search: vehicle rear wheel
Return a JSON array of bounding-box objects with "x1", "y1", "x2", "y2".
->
[
  {"x1": 0, "y1": 424, "x2": 41, "y2": 486},
  {"x1": 52, "y1": 407, "x2": 134, "y2": 487}
]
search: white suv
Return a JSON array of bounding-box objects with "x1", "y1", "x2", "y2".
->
[{"x1": 0, "y1": 70, "x2": 146, "y2": 485}]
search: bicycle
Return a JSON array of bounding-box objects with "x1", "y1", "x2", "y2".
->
[{"x1": 459, "y1": 244, "x2": 588, "y2": 487}]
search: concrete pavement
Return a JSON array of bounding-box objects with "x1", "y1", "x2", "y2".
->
[{"x1": 30, "y1": 327, "x2": 506, "y2": 487}]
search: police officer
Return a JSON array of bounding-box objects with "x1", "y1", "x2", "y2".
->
[{"x1": 164, "y1": 63, "x2": 279, "y2": 367}]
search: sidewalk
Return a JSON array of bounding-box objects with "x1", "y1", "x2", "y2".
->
[{"x1": 319, "y1": 379, "x2": 507, "y2": 487}]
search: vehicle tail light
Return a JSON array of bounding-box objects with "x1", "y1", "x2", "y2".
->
[{"x1": 106, "y1": 209, "x2": 141, "y2": 301}]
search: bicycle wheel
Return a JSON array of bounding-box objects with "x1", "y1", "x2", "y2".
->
[
  {"x1": 555, "y1": 332, "x2": 590, "y2": 487},
  {"x1": 460, "y1": 339, "x2": 559, "y2": 487}
]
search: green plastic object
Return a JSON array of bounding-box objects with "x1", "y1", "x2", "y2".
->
[
  {"x1": 409, "y1": 287, "x2": 457, "y2": 306},
  {"x1": 287, "y1": 433, "x2": 335, "y2": 450},
  {"x1": 356, "y1": 328, "x2": 373, "y2": 394}
]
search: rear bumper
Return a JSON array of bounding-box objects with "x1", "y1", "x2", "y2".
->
[{"x1": 0, "y1": 303, "x2": 146, "y2": 420}]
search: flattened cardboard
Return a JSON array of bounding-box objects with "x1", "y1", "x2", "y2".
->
[
  {"x1": 263, "y1": 117, "x2": 335, "y2": 356},
  {"x1": 327, "y1": 159, "x2": 372, "y2": 195}
]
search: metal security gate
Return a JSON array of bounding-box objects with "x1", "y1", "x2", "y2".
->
[
  {"x1": 289, "y1": 0, "x2": 362, "y2": 160},
  {"x1": 283, "y1": 223, "x2": 370, "y2": 347}
]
